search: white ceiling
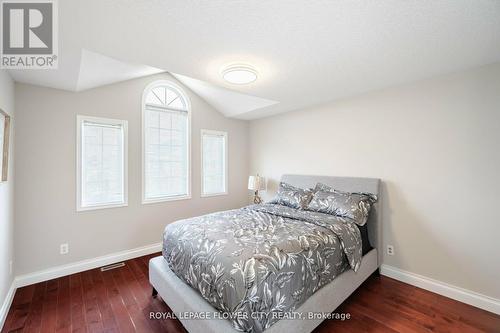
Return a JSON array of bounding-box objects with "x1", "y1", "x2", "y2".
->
[
  {"x1": 9, "y1": 48, "x2": 164, "y2": 92},
  {"x1": 9, "y1": 0, "x2": 500, "y2": 119},
  {"x1": 172, "y1": 73, "x2": 278, "y2": 117},
  {"x1": 76, "y1": 50, "x2": 164, "y2": 92}
]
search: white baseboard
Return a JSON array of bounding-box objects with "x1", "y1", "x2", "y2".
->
[
  {"x1": 381, "y1": 264, "x2": 500, "y2": 315},
  {"x1": 0, "y1": 282, "x2": 16, "y2": 331},
  {"x1": 15, "y1": 242, "x2": 162, "y2": 288}
]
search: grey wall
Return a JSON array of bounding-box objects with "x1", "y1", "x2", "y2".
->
[
  {"x1": 249, "y1": 62, "x2": 500, "y2": 299},
  {"x1": 0, "y1": 70, "x2": 15, "y2": 307},
  {"x1": 14, "y1": 73, "x2": 249, "y2": 275}
]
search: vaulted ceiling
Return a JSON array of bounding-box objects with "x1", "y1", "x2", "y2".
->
[{"x1": 9, "y1": 0, "x2": 500, "y2": 119}]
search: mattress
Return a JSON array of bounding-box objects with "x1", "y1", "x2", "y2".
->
[{"x1": 162, "y1": 203, "x2": 363, "y2": 332}]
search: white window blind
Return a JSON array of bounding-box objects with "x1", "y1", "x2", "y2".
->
[
  {"x1": 77, "y1": 116, "x2": 128, "y2": 211},
  {"x1": 201, "y1": 130, "x2": 227, "y2": 196},
  {"x1": 143, "y1": 82, "x2": 190, "y2": 202}
]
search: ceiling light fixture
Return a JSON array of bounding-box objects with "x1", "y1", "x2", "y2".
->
[{"x1": 221, "y1": 64, "x2": 258, "y2": 85}]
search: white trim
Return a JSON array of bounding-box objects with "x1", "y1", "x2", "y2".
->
[
  {"x1": 381, "y1": 264, "x2": 500, "y2": 315},
  {"x1": 144, "y1": 103, "x2": 188, "y2": 113},
  {"x1": 77, "y1": 202, "x2": 129, "y2": 212},
  {"x1": 142, "y1": 194, "x2": 192, "y2": 205},
  {"x1": 15, "y1": 242, "x2": 162, "y2": 288},
  {"x1": 0, "y1": 281, "x2": 16, "y2": 331},
  {"x1": 142, "y1": 80, "x2": 192, "y2": 204},
  {"x1": 200, "y1": 192, "x2": 228, "y2": 198},
  {"x1": 76, "y1": 115, "x2": 129, "y2": 212},
  {"x1": 200, "y1": 129, "x2": 228, "y2": 197}
]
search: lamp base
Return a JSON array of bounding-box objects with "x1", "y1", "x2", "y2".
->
[{"x1": 253, "y1": 191, "x2": 262, "y2": 204}]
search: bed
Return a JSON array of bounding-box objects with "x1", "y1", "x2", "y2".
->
[{"x1": 149, "y1": 174, "x2": 382, "y2": 333}]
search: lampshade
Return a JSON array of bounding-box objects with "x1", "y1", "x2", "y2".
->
[{"x1": 248, "y1": 175, "x2": 266, "y2": 191}]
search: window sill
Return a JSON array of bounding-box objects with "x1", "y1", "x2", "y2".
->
[
  {"x1": 142, "y1": 195, "x2": 192, "y2": 205},
  {"x1": 201, "y1": 192, "x2": 228, "y2": 198},
  {"x1": 77, "y1": 202, "x2": 128, "y2": 212}
]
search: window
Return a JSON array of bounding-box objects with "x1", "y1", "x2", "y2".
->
[
  {"x1": 77, "y1": 116, "x2": 128, "y2": 211},
  {"x1": 143, "y1": 81, "x2": 190, "y2": 203},
  {"x1": 201, "y1": 130, "x2": 227, "y2": 196}
]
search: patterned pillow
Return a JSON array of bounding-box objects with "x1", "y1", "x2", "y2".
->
[
  {"x1": 307, "y1": 183, "x2": 377, "y2": 225},
  {"x1": 269, "y1": 182, "x2": 313, "y2": 209}
]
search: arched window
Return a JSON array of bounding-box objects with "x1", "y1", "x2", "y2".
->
[{"x1": 142, "y1": 81, "x2": 190, "y2": 203}]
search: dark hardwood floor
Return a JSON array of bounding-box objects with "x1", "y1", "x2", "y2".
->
[{"x1": 3, "y1": 253, "x2": 499, "y2": 333}]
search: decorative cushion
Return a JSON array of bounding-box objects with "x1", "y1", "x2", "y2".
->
[
  {"x1": 307, "y1": 183, "x2": 377, "y2": 225},
  {"x1": 269, "y1": 182, "x2": 313, "y2": 209}
]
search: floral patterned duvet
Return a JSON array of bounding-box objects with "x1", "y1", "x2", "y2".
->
[{"x1": 162, "y1": 203, "x2": 363, "y2": 332}]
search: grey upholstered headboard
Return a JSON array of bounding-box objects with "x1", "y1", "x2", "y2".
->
[{"x1": 281, "y1": 174, "x2": 382, "y2": 266}]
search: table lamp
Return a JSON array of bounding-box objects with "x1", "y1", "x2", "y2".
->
[{"x1": 248, "y1": 175, "x2": 266, "y2": 204}]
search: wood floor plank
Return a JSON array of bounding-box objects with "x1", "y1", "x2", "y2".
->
[
  {"x1": 55, "y1": 276, "x2": 71, "y2": 333},
  {"x1": 118, "y1": 263, "x2": 164, "y2": 333},
  {"x1": 410, "y1": 286, "x2": 500, "y2": 333},
  {"x1": 23, "y1": 281, "x2": 47, "y2": 333},
  {"x1": 109, "y1": 266, "x2": 152, "y2": 332},
  {"x1": 89, "y1": 268, "x2": 119, "y2": 332},
  {"x1": 80, "y1": 270, "x2": 105, "y2": 333},
  {"x1": 2, "y1": 254, "x2": 499, "y2": 333},
  {"x1": 4, "y1": 284, "x2": 36, "y2": 332},
  {"x1": 39, "y1": 278, "x2": 59, "y2": 333},
  {"x1": 99, "y1": 269, "x2": 136, "y2": 333},
  {"x1": 69, "y1": 274, "x2": 87, "y2": 333},
  {"x1": 316, "y1": 304, "x2": 400, "y2": 333}
]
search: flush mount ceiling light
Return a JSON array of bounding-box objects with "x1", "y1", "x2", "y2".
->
[{"x1": 221, "y1": 64, "x2": 258, "y2": 85}]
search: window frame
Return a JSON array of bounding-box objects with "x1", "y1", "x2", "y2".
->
[
  {"x1": 0, "y1": 108, "x2": 10, "y2": 182},
  {"x1": 142, "y1": 80, "x2": 192, "y2": 204},
  {"x1": 76, "y1": 115, "x2": 129, "y2": 212},
  {"x1": 200, "y1": 129, "x2": 228, "y2": 197}
]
